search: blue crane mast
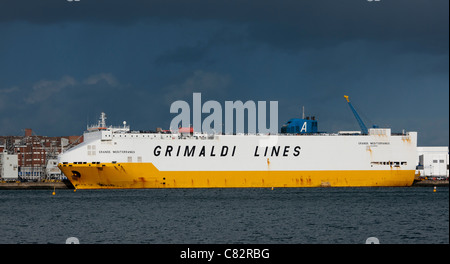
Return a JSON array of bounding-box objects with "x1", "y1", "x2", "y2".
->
[{"x1": 344, "y1": 95, "x2": 369, "y2": 135}]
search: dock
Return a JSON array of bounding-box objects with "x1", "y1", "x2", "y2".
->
[
  {"x1": 0, "y1": 181, "x2": 74, "y2": 190},
  {"x1": 412, "y1": 179, "x2": 449, "y2": 187}
]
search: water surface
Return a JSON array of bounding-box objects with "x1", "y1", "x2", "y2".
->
[{"x1": 0, "y1": 187, "x2": 448, "y2": 244}]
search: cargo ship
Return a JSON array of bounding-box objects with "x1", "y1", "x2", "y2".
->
[{"x1": 58, "y1": 98, "x2": 418, "y2": 189}]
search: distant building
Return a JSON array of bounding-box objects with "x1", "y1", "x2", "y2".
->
[
  {"x1": 416, "y1": 147, "x2": 449, "y2": 179},
  {"x1": 0, "y1": 129, "x2": 83, "y2": 181},
  {"x1": 0, "y1": 150, "x2": 19, "y2": 181}
]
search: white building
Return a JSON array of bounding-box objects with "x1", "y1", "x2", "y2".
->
[
  {"x1": 416, "y1": 147, "x2": 449, "y2": 179},
  {"x1": 45, "y1": 158, "x2": 66, "y2": 180},
  {"x1": 0, "y1": 150, "x2": 19, "y2": 181}
]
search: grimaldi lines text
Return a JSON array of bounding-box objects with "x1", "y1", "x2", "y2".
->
[{"x1": 98, "y1": 145, "x2": 302, "y2": 158}]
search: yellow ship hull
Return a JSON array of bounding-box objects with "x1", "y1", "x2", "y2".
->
[{"x1": 59, "y1": 163, "x2": 415, "y2": 189}]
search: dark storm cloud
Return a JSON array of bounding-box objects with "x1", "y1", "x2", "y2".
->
[
  {"x1": 155, "y1": 26, "x2": 247, "y2": 65},
  {"x1": 155, "y1": 44, "x2": 209, "y2": 65},
  {"x1": 1, "y1": 0, "x2": 448, "y2": 53},
  {"x1": 0, "y1": 0, "x2": 448, "y2": 145}
]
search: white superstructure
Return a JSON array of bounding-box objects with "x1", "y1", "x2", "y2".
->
[{"x1": 60, "y1": 128, "x2": 418, "y2": 172}]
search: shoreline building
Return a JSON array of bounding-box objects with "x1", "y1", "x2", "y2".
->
[
  {"x1": 0, "y1": 129, "x2": 83, "y2": 181},
  {"x1": 0, "y1": 150, "x2": 18, "y2": 181},
  {"x1": 416, "y1": 147, "x2": 449, "y2": 179}
]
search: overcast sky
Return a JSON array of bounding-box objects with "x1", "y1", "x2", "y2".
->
[{"x1": 0, "y1": 0, "x2": 448, "y2": 146}]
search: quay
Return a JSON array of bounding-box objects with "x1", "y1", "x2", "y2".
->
[
  {"x1": 413, "y1": 179, "x2": 449, "y2": 187},
  {"x1": 0, "y1": 181, "x2": 74, "y2": 190}
]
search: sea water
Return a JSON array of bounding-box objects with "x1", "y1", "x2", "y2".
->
[{"x1": 0, "y1": 187, "x2": 448, "y2": 244}]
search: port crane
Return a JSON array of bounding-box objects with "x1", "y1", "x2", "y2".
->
[{"x1": 344, "y1": 95, "x2": 369, "y2": 134}]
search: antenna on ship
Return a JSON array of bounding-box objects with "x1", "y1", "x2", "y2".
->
[
  {"x1": 302, "y1": 106, "x2": 305, "y2": 119},
  {"x1": 99, "y1": 112, "x2": 107, "y2": 129}
]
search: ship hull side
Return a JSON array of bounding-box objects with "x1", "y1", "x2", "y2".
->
[{"x1": 59, "y1": 162, "x2": 414, "y2": 189}]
